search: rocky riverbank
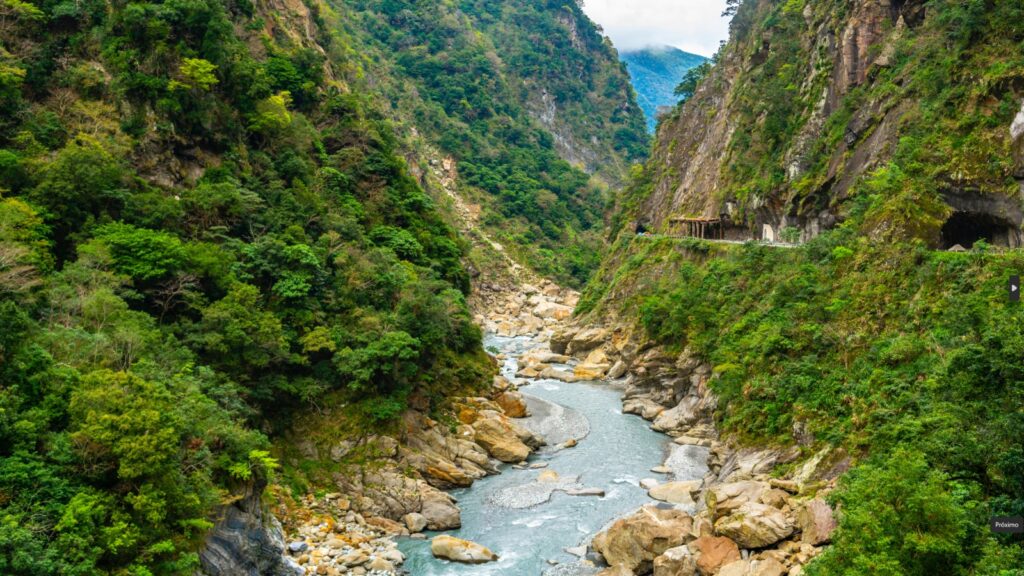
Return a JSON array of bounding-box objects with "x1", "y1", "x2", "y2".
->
[
  {"x1": 546, "y1": 320, "x2": 846, "y2": 576},
  {"x1": 216, "y1": 280, "x2": 583, "y2": 575}
]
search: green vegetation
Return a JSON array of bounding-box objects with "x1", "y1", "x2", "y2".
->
[
  {"x1": 582, "y1": 225, "x2": 1024, "y2": 574},
  {"x1": 340, "y1": 0, "x2": 647, "y2": 285},
  {"x1": 0, "y1": 0, "x2": 494, "y2": 572},
  {"x1": 675, "y1": 0, "x2": 1024, "y2": 226}
]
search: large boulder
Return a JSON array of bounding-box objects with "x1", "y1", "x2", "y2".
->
[
  {"x1": 574, "y1": 362, "x2": 611, "y2": 380},
  {"x1": 533, "y1": 301, "x2": 573, "y2": 320},
  {"x1": 648, "y1": 481, "x2": 701, "y2": 505},
  {"x1": 430, "y1": 535, "x2": 498, "y2": 564},
  {"x1": 472, "y1": 412, "x2": 538, "y2": 462},
  {"x1": 592, "y1": 505, "x2": 694, "y2": 573},
  {"x1": 567, "y1": 327, "x2": 609, "y2": 356},
  {"x1": 688, "y1": 535, "x2": 741, "y2": 575},
  {"x1": 623, "y1": 396, "x2": 666, "y2": 420},
  {"x1": 651, "y1": 396, "x2": 701, "y2": 434},
  {"x1": 748, "y1": 558, "x2": 787, "y2": 576},
  {"x1": 420, "y1": 490, "x2": 461, "y2": 530},
  {"x1": 495, "y1": 391, "x2": 528, "y2": 418},
  {"x1": 717, "y1": 560, "x2": 751, "y2": 576},
  {"x1": 796, "y1": 498, "x2": 836, "y2": 545},
  {"x1": 539, "y1": 366, "x2": 579, "y2": 382},
  {"x1": 653, "y1": 545, "x2": 697, "y2": 576},
  {"x1": 705, "y1": 481, "x2": 769, "y2": 520},
  {"x1": 402, "y1": 512, "x2": 428, "y2": 533},
  {"x1": 714, "y1": 503, "x2": 795, "y2": 549},
  {"x1": 549, "y1": 327, "x2": 579, "y2": 354}
]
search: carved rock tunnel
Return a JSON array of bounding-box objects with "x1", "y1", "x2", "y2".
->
[{"x1": 939, "y1": 211, "x2": 1021, "y2": 249}]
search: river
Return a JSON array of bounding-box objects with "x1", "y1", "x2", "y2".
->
[{"x1": 398, "y1": 334, "x2": 710, "y2": 575}]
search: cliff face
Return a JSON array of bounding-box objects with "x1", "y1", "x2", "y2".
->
[
  {"x1": 341, "y1": 0, "x2": 649, "y2": 286},
  {"x1": 632, "y1": 0, "x2": 1024, "y2": 248},
  {"x1": 461, "y1": 1, "x2": 649, "y2": 184}
]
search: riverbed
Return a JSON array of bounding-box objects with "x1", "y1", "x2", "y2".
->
[{"x1": 398, "y1": 334, "x2": 709, "y2": 575}]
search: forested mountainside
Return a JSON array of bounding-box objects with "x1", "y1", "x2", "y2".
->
[
  {"x1": 617, "y1": 0, "x2": 1024, "y2": 249},
  {"x1": 0, "y1": 0, "x2": 640, "y2": 572},
  {"x1": 340, "y1": 0, "x2": 648, "y2": 286},
  {"x1": 581, "y1": 0, "x2": 1024, "y2": 574},
  {"x1": 621, "y1": 46, "x2": 708, "y2": 133}
]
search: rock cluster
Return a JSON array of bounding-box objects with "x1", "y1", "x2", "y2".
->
[
  {"x1": 549, "y1": 319, "x2": 843, "y2": 575},
  {"x1": 476, "y1": 279, "x2": 580, "y2": 338},
  {"x1": 279, "y1": 495, "x2": 407, "y2": 576},
  {"x1": 273, "y1": 365, "x2": 544, "y2": 575}
]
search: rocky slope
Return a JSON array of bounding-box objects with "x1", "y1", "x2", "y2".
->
[{"x1": 626, "y1": 0, "x2": 1024, "y2": 248}]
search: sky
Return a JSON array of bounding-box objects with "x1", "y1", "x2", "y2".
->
[{"x1": 580, "y1": 0, "x2": 730, "y2": 57}]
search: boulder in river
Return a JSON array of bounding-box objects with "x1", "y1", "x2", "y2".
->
[
  {"x1": 430, "y1": 535, "x2": 499, "y2": 564},
  {"x1": 539, "y1": 366, "x2": 579, "y2": 382}
]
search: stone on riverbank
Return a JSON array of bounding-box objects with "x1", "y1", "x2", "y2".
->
[
  {"x1": 714, "y1": 503, "x2": 794, "y2": 549},
  {"x1": 648, "y1": 481, "x2": 701, "y2": 505},
  {"x1": 688, "y1": 535, "x2": 741, "y2": 575},
  {"x1": 420, "y1": 492, "x2": 461, "y2": 530},
  {"x1": 401, "y1": 512, "x2": 427, "y2": 533},
  {"x1": 574, "y1": 362, "x2": 611, "y2": 380},
  {"x1": 591, "y1": 505, "x2": 694, "y2": 573},
  {"x1": 472, "y1": 412, "x2": 537, "y2": 462},
  {"x1": 705, "y1": 481, "x2": 769, "y2": 520},
  {"x1": 796, "y1": 498, "x2": 836, "y2": 545},
  {"x1": 430, "y1": 535, "x2": 499, "y2": 564},
  {"x1": 496, "y1": 390, "x2": 529, "y2": 418},
  {"x1": 652, "y1": 545, "x2": 697, "y2": 576}
]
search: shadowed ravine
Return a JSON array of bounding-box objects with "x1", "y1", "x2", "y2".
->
[{"x1": 397, "y1": 335, "x2": 710, "y2": 575}]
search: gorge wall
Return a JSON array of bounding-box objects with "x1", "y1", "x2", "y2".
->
[{"x1": 627, "y1": 0, "x2": 1024, "y2": 248}]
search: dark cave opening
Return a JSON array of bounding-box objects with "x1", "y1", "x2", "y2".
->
[{"x1": 940, "y1": 211, "x2": 1016, "y2": 249}]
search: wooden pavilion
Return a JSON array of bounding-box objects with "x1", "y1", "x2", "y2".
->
[{"x1": 669, "y1": 216, "x2": 726, "y2": 240}]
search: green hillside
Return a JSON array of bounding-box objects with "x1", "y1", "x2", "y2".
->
[{"x1": 0, "y1": 0, "x2": 644, "y2": 571}]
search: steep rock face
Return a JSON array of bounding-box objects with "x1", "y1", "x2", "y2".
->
[
  {"x1": 631, "y1": 0, "x2": 1023, "y2": 247},
  {"x1": 199, "y1": 480, "x2": 301, "y2": 576}
]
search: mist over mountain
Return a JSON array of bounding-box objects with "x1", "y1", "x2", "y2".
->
[{"x1": 621, "y1": 45, "x2": 708, "y2": 132}]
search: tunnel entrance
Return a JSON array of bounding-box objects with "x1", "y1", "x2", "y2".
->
[{"x1": 940, "y1": 211, "x2": 1018, "y2": 249}]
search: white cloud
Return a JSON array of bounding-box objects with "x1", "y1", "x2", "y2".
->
[{"x1": 580, "y1": 0, "x2": 730, "y2": 57}]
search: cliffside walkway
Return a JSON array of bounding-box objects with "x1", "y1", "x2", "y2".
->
[{"x1": 637, "y1": 233, "x2": 800, "y2": 249}]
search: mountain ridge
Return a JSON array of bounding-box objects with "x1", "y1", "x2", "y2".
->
[{"x1": 621, "y1": 45, "x2": 708, "y2": 133}]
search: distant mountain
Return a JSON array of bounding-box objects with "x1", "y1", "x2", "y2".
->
[{"x1": 621, "y1": 46, "x2": 709, "y2": 132}]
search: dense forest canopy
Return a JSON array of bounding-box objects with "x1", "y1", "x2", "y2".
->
[{"x1": 0, "y1": 0, "x2": 495, "y2": 571}]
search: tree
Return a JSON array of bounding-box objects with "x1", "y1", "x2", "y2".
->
[
  {"x1": 29, "y1": 136, "x2": 125, "y2": 257},
  {"x1": 169, "y1": 58, "x2": 219, "y2": 91},
  {"x1": 806, "y1": 448, "x2": 971, "y2": 576},
  {"x1": 674, "y1": 61, "x2": 712, "y2": 102}
]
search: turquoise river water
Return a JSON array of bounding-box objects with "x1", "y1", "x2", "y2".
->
[{"x1": 398, "y1": 335, "x2": 709, "y2": 575}]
